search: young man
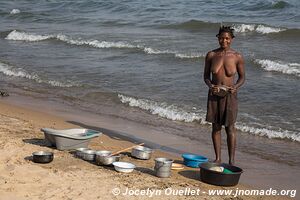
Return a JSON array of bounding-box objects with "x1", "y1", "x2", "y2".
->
[{"x1": 203, "y1": 26, "x2": 245, "y2": 165}]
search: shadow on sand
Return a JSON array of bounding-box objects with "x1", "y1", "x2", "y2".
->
[{"x1": 22, "y1": 138, "x2": 54, "y2": 148}]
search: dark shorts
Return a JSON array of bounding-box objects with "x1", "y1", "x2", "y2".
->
[{"x1": 206, "y1": 91, "x2": 238, "y2": 126}]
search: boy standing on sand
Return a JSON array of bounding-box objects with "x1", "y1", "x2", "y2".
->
[{"x1": 203, "y1": 26, "x2": 245, "y2": 165}]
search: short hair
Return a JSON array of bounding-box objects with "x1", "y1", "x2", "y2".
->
[{"x1": 216, "y1": 26, "x2": 235, "y2": 38}]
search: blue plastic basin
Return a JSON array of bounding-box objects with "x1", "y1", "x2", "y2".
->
[{"x1": 182, "y1": 153, "x2": 208, "y2": 168}]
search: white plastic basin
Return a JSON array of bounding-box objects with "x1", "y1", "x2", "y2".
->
[{"x1": 113, "y1": 162, "x2": 136, "y2": 173}]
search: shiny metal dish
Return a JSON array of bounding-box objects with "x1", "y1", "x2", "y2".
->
[
  {"x1": 95, "y1": 150, "x2": 112, "y2": 157},
  {"x1": 96, "y1": 155, "x2": 120, "y2": 166},
  {"x1": 76, "y1": 148, "x2": 90, "y2": 158},
  {"x1": 81, "y1": 149, "x2": 96, "y2": 161},
  {"x1": 32, "y1": 151, "x2": 54, "y2": 164},
  {"x1": 131, "y1": 146, "x2": 153, "y2": 160}
]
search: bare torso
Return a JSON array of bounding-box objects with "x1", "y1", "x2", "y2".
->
[{"x1": 209, "y1": 49, "x2": 239, "y2": 87}]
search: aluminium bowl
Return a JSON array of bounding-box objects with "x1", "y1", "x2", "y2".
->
[
  {"x1": 96, "y1": 155, "x2": 120, "y2": 166},
  {"x1": 75, "y1": 148, "x2": 90, "y2": 158},
  {"x1": 113, "y1": 162, "x2": 135, "y2": 173},
  {"x1": 131, "y1": 146, "x2": 153, "y2": 160},
  {"x1": 81, "y1": 149, "x2": 96, "y2": 161},
  {"x1": 32, "y1": 151, "x2": 54, "y2": 164}
]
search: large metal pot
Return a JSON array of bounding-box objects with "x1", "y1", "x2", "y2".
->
[
  {"x1": 131, "y1": 146, "x2": 153, "y2": 160},
  {"x1": 32, "y1": 151, "x2": 54, "y2": 164}
]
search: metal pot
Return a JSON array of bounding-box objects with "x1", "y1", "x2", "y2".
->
[
  {"x1": 131, "y1": 146, "x2": 153, "y2": 160},
  {"x1": 96, "y1": 155, "x2": 120, "y2": 166},
  {"x1": 81, "y1": 149, "x2": 96, "y2": 161},
  {"x1": 95, "y1": 150, "x2": 112, "y2": 165},
  {"x1": 154, "y1": 158, "x2": 173, "y2": 178},
  {"x1": 95, "y1": 150, "x2": 112, "y2": 157},
  {"x1": 32, "y1": 151, "x2": 54, "y2": 164},
  {"x1": 76, "y1": 148, "x2": 90, "y2": 158}
]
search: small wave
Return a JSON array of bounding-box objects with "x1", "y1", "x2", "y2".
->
[
  {"x1": 233, "y1": 24, "x2": 285, "y2": 34},
  {"x1": 5, "y1": 30, "x2": 135, "y2": 48},
  {"x1": 163, "y1": 19, "x2": 218, "y2": 31},
  {"x1": 175, "y1": 52, "x2": 205, "y2": 59},
  {"x1": 143, "y1": 47, "x2": 204, "y2": 58},
  {"x1": 236, "y1": 123, "x2": 300, "y2": 142},
  {"x1": 254, "y1": 59, "x2": 300, "y2": 77},
  {"x1": 0, "y1": 61, "x2": 77, "y2": 88},
  {"x1": 5, "y1": 30, "x2": 53, "y2": 41},
  {"x1": 241, "y1": 0, "x2": 290, "y2": 11},
  {"x1": 255, "y1": 25, "x2": 284, "y2": 34},
  {"x1": 5, "y1": 30, "x2": 204, "y2": 59},
  {"x1": 118, "y1": 94, "x2": 206, "y2": 123},
  {"x1": 142, "y1": 47, "x2": 175, "y2": 55},
  {"x1": 271, "y1": 1, "x2": 289, "y2": 9},
  {"x1": 56, "y1": 34, "x2": 136, "y2": 49},
  {"x1": 10, "y1": 9, "x2": 20, "y2": 15},
  {"x1": 166, "y1": 20, "x2": 288, "y2": 35},
  {"x1": 118, "y1": 94, "x2": 299, "y2": 142}
]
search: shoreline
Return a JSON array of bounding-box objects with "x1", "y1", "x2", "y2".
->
[{"x1": 0, "y1": 94, "x2": 298, "y2": 199}]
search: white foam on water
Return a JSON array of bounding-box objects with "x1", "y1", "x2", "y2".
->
[
  {"x1": 5, "y1": 30, "x2": 53, "y2": 41},
  {"x1": 118, "y1": 94, "x2": 299, "y2": 142},
  {"x1": 143, "y1": 47, "x2": 175, "y2": 55},
  {"x1": 255, "y1": 25, "x2": 283, "y2": 34},
  {"x1": 56, "y1": 34, "x2": 137, "y2": 49},
  {"x1": 175, "y1": 52, "x2": 205, "y2": 59},
  {"x1": 0, "y1": 62, "x2": 38, "y2": 80},
  {"x1": 0, "y1": 62, "x2": 77, "y2": 88},
  {"x1": 255, "y1": 59, "x2": 300, "y2": 77},
  {"x1": 233, "y1": 24, "x2": 285, "y2": 34},
  {"x1": 5, "y1": 31, "x2": 204, "y2": 59},
  {"x1": 118, "y1": 94, "x2": 207, "y2": 124},
  {"x1": 10, "y1": 9, "x2": 20, "y2": 15},
  {"x1": 5, "y1": 30, "x2": 136, "y2": 49},
  {"x1": 236, "y1": 123, "x2": 300, "y2": 142},
  {"x1": 233, "y1": 24, "x2": 255, "y2": 33},
  {"x1": 143, "y1": 47, "x2": 205, "y2": 59}
]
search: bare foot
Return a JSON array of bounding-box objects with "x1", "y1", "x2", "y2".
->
[
  {"x1": 229, "y1": 160, "x2": 235, "y2": 166},
  {"x1": 213, "y1": 159, "x2": 221, "y2": 164}
]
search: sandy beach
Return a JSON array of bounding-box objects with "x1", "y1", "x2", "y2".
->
[{"x1": 0, "y1": 97, "x2": 295, "y2": 200}]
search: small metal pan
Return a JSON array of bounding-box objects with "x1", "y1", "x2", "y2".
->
[{"x1": 32, "y1": 151, "x2": 54, "y2": 163}]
